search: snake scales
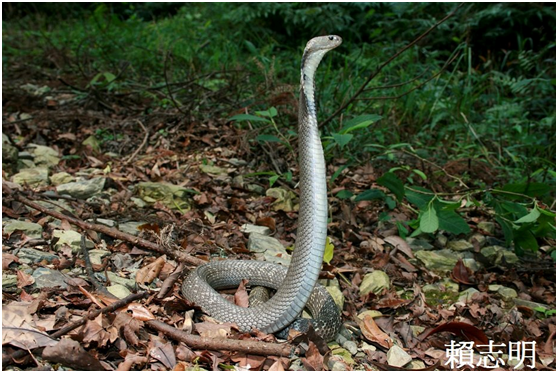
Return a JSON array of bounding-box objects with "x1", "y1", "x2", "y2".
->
[{"x1": 182, "y1": 36, "x2": 343, "y2": 341}]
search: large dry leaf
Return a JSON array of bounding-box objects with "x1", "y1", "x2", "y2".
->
[
  {"x1": 234, "y1": 279, "x2": 250, "y2": 308},
  {"x1": 358, "y1": 314, "x2": 393, "y2": 349},
  {"x1": 150, "y1": 342, "x2": 176, "y2": 369},
  {"x1": 195, "y1": 322, "x2": 235, "y2": 338},
  {"x1": 81, "y1": 319, "x2": 111, "y2": 348},
  {"x1": 425, "y1": 321, "x2": 489, "y2": 345},
  {"x1": 301, "y1": 341, "x2": 324, "y2": 371},
  {"x1": 2, "y1": 302, "x2": 57, "y2": 349},
  {"x1": 125, "y1": 303, "x2": 156, "y2": 321},
  {"x1": 42, "y1": 338, "x2": 106, "y2": 371},
  {"x1": 136, "y1": 256, "x2": 166, "y2": 285},
  {"x1": 383, "y1": 236, "x2": 414, "y2": 258},
  {"x1": 2, "y1": 252, "x2": 19, "y2": 269},
  {"x1": 16, "y1": 270, "x2": 35, "y2": 287}
]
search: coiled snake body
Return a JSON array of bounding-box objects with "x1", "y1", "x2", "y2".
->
[{"x1": 182, "y1": 36, "x2": 342, "y2": 341}]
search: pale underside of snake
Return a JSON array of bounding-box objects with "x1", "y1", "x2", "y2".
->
[{"x1": 182, "y1": 35, "x2": 343, "y2": 341}]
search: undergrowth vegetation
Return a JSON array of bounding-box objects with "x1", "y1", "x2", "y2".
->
[{"x1": 2, "y1": 3, "x2": 555, "y2": 257}]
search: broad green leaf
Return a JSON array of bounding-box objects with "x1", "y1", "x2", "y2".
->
[
  {"x1": 514, "y1": 208, "x2": 540, "y2": 223},
  {"x1": 323, "y1": 237, "x2": 334, "y2": 264},
  {"x1": 256, "y1": 134, "x2": 282, "y2": 143},
  {"x1": 437, "y1": 209, "x2": 470, "y2": 235},
  {"x1": 537, "y1": 206, "x2": 556, "y2": 217},
  {"x1": 377, "y1": 172, "x2": 404, "y2": 202},
  {"x1": 385, "y1": 196, "x2": 397, "y2": 210},
  {"x1": 501, "y1": 182, "x2": 552, "y2": 198},
  {"x1": 501, "y1": 201, "x2": 529, "y2": 217},
  {"x1": 396, "y1": 221, "x2": 409, "y2": 239},
  {"x1": 336, "y1": 190, "x2": 353, "y2": 199},
  {"x1": 513, "y1": 229, "x2": 539, "y2": 253},
  {"x1": 420, "y1": 205, "x2": 439, "y2": 233},
  {"x1": 228, "y1": 114, "x2": 270, "y2": 123},
  {"x1": 332, "y1": 133, "x2": 353, "y2": 148},
  {"x1": 255, "y1": 107, "x2": 278, "y2": 118},
  {"x1": 494, "y1": 216, "x2": 513, "y2": 246},
  {"x1": 244, "y1": 39, "x2": 257, "y2": 54},
  {"x1": 355, "y1": 189, "x2": 386, "y2": 202},
  {"x1": 405, "y1": 186, "x2": 434, "y2": 210},
  {"x1": 340, "y1": 114, "x2": 382, "y2": 134}
]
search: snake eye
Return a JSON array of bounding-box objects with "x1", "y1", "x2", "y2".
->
[{"x1": 328, "y1": 36, "x2": 334, "y2": 40}]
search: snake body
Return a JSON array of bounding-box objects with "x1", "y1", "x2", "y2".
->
[{"x1": 182, "y1": 36, "x2": 342, "y2": 341}]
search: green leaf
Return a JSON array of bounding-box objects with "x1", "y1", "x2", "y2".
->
[
  {"x1": 323, "y1": 237, "x2": 334, "y2": 264},
  {"x1": 332, "y1": 133, "x2": 353, "y2": 148},
  {"x1": 340, "y1": 114, "x2": 382, "y2": 134},
  {"x1": 228, "y1": 114, "x2": 270, "y2": 123},
  {"x1": 412, "y1": 169, "x2": 428, "y2": 180},
  {"x1": 420, "y1": 205, "x2": 439, "y2": 233},
  {"x1": 437, "y1": 209, "x2": 470, "y2": 235},
  {"x1": 256, "y1": 134, "x2": 282, "y2": 143},
  {"x1": 513, "y1": 229, "x2": 539, "y2": 253},
  {"x1": 330, "y1": 165, "x2": 348, "y2": 184},
  {"x1": 355, "y1": 189, "x2": 386, "y2": 202},
  {"x1": 494, "y1": 216, "x2": 514, "y2": 246},
  {"x1": 514, "y1": 208, "x2": 541, "y2": 223},
  {"x1": 268, "y1": 174, "x2": 280, "y2": 187},
  {"x1": 501, "y1": 201, "x2": 529, "y2": 217},
  {"x1": 405, "y1": 186, "x2": 434, "y2": 209},
  {"x1": 336, "y1": 190, "x2": 353, "y2": 199},
  {"x1": 255, "y1": 107, "x2": 278, "y2": 118},
  {"x1": 501, "y1": 182, "x2": 552, "y2": 198},
  {"x1": 377, "y1": 172, "x2": 404, "y2": 202},
  {"x1": 385, "y1": 196, "x2": 397, "y2": 210}
]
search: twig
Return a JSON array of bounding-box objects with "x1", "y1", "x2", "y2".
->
[
  {"x1": 10, "y1": 192, "x2": 206, "y2": 266},
  {"x1": 320, "y1": 3, "x2": 463, "y2": 128},
  {"x1": 398, "y1": 148, "x2": 468, "y2": 188},
  {"x1": 145, "y1": 320, "x2": 294, "y2": 357},
  {"x1": 363, "y1": 68, "x2": 429, "y2": 91},
  {"x1": 163, "y1": 49, "x2": 188, "y2": 115},
  {"x1": 2, "y1": 292, "x2": 148, "y2": 366},
  {"x1": 123, "y1": 120, "x2": 149, "y2": 165},
  {"x1": 358, "y1": 52, "x2": 461, "y2": 101}
]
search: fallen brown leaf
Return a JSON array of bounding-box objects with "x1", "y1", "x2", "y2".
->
[
  {"x1": 358, "y1": 314, "x2": 393, "y2": 349},
  {"x1": 136, "y1": 256, "x2": 166, "y2": 285},
  {"x1": 301, "y1": 341, "x2": 324, "y2": 371},
  {"x1": 42, "y1": 338, "x2": 106, "y2": 371}
]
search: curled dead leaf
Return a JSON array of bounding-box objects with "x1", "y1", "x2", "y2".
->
[{"x1": 357, "y1": 314, "x2": 393, "y2": 349}]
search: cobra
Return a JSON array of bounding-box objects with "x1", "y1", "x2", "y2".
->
[{"x1": 182, "y1": 35, "x2": 343, "y2": 341}]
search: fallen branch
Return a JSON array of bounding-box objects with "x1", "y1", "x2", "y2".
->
[
  {"x1": 10, "y1": 192, "x2": 206, "y2": 266},
  {"x1": 2, "y1": 292, "x2": 148, "y2": 366},
  {"x1": 320, "y1": 3, "x2": 463, "y2": 128},
  {"x1": 145, "y1": 320, "x2": 294, "y2": 357}
]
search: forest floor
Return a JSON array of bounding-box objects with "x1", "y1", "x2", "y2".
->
[{"x1": 2, "y1": 61, "x2": 556, "y2": 371}]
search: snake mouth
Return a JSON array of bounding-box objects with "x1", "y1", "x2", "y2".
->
[{"x1": 306, "y1": 35, "x2": 343, "y2": 52}]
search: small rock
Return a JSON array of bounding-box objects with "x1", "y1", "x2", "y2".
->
[
  {"x1": 435, "y1": 233, "x2": 448, "y2": 248},
  {"x1": 2, "y1": 274, "x2": 18, "y2": 289},
  {"x1": 387, "y1": 345, "x2": 412, "y2": 367},
  {"x1": 240, "y1": 224, "x2": 272, "y2": 235},
  {"x1": 447, "y1": 239, "x2": 473, "y2": 251},
  {"x1": 477, "y1": 221, "x2": 495, "y2": 234},
  {"x1": 415, "y1": 249, "x2": 459, "y2": 271},
  {"x1": 12, "y1": 168, "x2": 49, "y2": 187},
  {"x1": 458, "y1": 288, "x2": 480, "y2": 303},
  {"x1": 248, "y1": 232, "x2": 291, "y2": 266},
  {"x1": 16, "y1": 248, "x2": 59, "y2": 264},
  {"x1": 119, "y1": 222, "x2": 145, "y2": 236},
  {"x1": 105, "y1": 272, "x2": 136, "y2": 289},
  {"x1": 108, "y1": 284, "x2": 131, "y2": 298},
  {"x1": 27, "y1": 144, "x2": 60, "y2": 168},
  {"x1": 199, "y1": 164, "x2": 230, "y2": 176},
  {"x1": 94, "y1": 218, "x2": 116, "y2": 227},
  {"x1": 288, "y1": 358, "x2": 304, "y2": 371},
  {"x1": 462, "y1": 258, "x2": 481, "y2": 271},
  {"x1": 361, "y1": 341, "x2": 376, "y2": 352},
  {"x1": 2, "y1": 134, "x2": 18, "y2": 174},
  {"x1": 134, "y1": 182, "x2": 192, "y2": 210},
  {"x1": 227, "y1": 158, "x2": 247, "y2": 166},
  {"x1": 513, "y1": 299, "x2": 548, "y2": 311},
  {"x1": 32, "y1": 268, "x2": 68, "y2": 289},
  {"x1": 50, "y1": 172, "x2": 75, "y2": 186},
  {"x1": 342, "y1": 341, "x2": 358, "y2": 355},
  {"x1": 56, "y1": 177, "x2": 106, "y2": 199},
  {"x1": 407, "y1": 237, "x2": 434, "y2": 251},
  {"x1": 4, "y1": 221, "x2": 43, "y2": 238},
  {"x1": 331, "y1": 347, "x2": 354, "y2": 365},
  {"x1": 488, "y1": 284, "x2": 502, "y2": 292},
  {"x1": 406, "y1": 360, "x2": 426, "y2": 369},
  {"x1": 88, "y1": 249, "x2": 111, "y2": 266},
  {"x1": 497, "y1": 287, "x2": 517, "y2": 301},
  {"x1": 359, "y1": 270, "x2": 390, "y2": 296},
  {"x1": 52, "y1": 230, "x2": 94, "y2": 253},
  {"x1": 246, "y1": 184, "x2": 265, "y2": 195},
  {"x1": 469, "y1": 233, "x2": 487, "y2": 248},
  {"x1": 481, "y1": 245, "x2": 519, "y2": 265}
]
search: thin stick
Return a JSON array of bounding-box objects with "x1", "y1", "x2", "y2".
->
[
  {"x1": 145, "y1": 320, "x2": 293, "y2": 357},
  {"x1": 10, "y1": 193, "x2": 206, "y2": 266},
  {"x1": 2, "y1": 292, "x2": 148, "y2": 366},
  {"x1": 320, "y1": 3, "x2": 463, "y2": 128},
  {"x1": 123, "y1": 119, "x2": 149, "y2": 165}
]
